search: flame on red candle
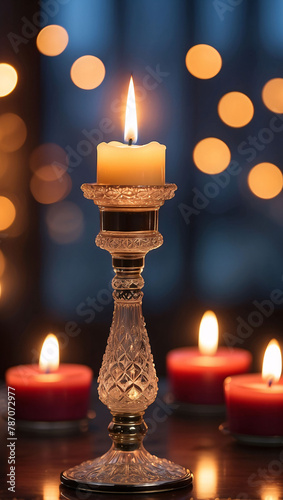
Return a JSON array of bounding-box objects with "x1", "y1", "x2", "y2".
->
[
  {"x1": 262, "y1": 339, "x2": 282, "y2": 386},
  {"x1": 124, "y1": 76, "x2": 138, "y2": 144},
  {"x1": 39, "y1": 333, "x2": 60, "y2": 373},
  {"x1": 198, "y1": 310, "x2": 219, "y2": 356}
]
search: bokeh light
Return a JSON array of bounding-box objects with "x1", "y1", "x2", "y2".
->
[
  {"x1": 218, "y1": 92, "x2": 254, "y2": 127},
  {"x1": 7, "y1": 198, "x2": 27, "y2": 238},
  {"x1": 29, "y1": 143, "x2": 68, "y2": 179},
  {"x1": 0, "y1": 113, "x2": 27, "y2": 152},
  {"x1": 36, "y1": 25, "x2": 69, "y2": 56},
  {"x1": 46, "y1": 202, "x2": 84, "y2": 244},
  {"x1": 193, "y1": 137, "x2": 231, "y2": 174},
  {"x1": 185, "y1": 44, "x2": 222, "y2": 79},
  {"x1": 0, "y1": 250, "x2": 6, "y2": 278},
  {"x1": 262, "y1": 78, "x2": 283, "y2": 113},
  {"x1": 34, "y1": 165, "x2": 66, "y2": 182},
  {"x1": 248, "y1": 163, "x2": 283, "y2": 199},
  {"x1": 0, "y1": 196, "x2": 16, "y2": 230},
  {"x1": 0, "y1": 63, "x2": 18, "y2": 97},
  {"x1": 29, "y1": 143, "x2": 67, "y2": 170},
  {"x1": 30, "y1": 173, "x2": 72, "y2": 204},
  {"x1": 0, "y1": 153, "x2": 9, "y2": 179},
  {"x1": 70, "y1": 55, "x2": 105, "y2": 90}
]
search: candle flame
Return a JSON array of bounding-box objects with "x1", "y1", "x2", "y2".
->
[
  {"x1": 124, "y1": 76, "x2": 138, "y2": 144},
  {"x1": 39, "y1": 333, "x2": 59, "y2": 373},
  {"x1": 198, "y1": 310, "x2": 219, "y2": 356},
  {"x1": 262, "y1": 339, "x2": 282, "y2": 385}
]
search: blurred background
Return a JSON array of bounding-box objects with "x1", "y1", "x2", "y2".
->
[{"x1": 1, "y1": 0, "x2": 283, "y2": 379}]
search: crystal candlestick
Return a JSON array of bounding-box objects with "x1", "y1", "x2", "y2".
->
[{"x1": 61, "y1": 184, "x2": 193, "y2": 493}]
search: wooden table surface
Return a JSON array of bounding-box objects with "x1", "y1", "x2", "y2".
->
[{"x1": 0, "y1": 381, "x2": 282, "y2": 500}]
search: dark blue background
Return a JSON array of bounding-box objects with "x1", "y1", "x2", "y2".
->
[{"x1": 1, "y1": 0, "x2": 283, "y2": 376}]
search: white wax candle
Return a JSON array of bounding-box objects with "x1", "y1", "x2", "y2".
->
[{"x1": 97, "y1": 141, "x2": 165, "y2": 185}]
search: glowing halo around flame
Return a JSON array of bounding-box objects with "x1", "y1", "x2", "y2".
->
[
  {"x1": 198, "y1": 310, "x2": 219, "y2": 356},
  {"x1": 39, "y1": 334, "x2": 60, "y2": 372},
  {"x1": 262, "y1": 339, "x2": 282, "y2": 385}
]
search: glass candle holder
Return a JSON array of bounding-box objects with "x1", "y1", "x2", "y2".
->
[{"x1": 61, "y1": 184, "x2": 193, "y2": 493}]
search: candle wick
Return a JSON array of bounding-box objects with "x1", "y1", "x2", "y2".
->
[
  {"x1": 268, "y1": 378, "x2": 273, "y2": 387},
  {"x1": 45, "y1": 367, "x2": 51, "y2": 374},
  {"x1": 128, "y1": 138, "x2": 133, "y2": 146}
]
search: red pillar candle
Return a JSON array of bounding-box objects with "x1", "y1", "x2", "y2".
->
[
  {"x1": 5, "y1": 334, "x2": 93, "y2": 421},
  {"x1": 224, "y1": 339, "x2": 283, "y2": 436},
  {"x1": 167, "y1": 311, "x2": 252, "y2": 405}
]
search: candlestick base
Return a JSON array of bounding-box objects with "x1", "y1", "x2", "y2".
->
[
  {"x1": 61, "y1": 412, "x2": 192, "y2": 493},
  {"x1": 61, "y1": 184, "x2": 193, "y2": 493},
  {"x1": 61, "y1": 454, "x2": 192, "y2": 493}
]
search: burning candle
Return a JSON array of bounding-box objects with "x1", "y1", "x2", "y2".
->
[
  {"x1": 5, "y1": 334, "x2": 93, "y2": 421},
  {"x1": 97, "y1": 76, "x2": 165, "y2": 185},
  {"x1": 224, "y1": 339, "x2": 283, "y2": 436},
  {"x1": 167, "y1": 311, "x2": 252, "y2": 406}
]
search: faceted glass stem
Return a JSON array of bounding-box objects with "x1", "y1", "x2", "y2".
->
[{"x1": 98, "y1": 269, "x2": 158, "y2": 414}]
